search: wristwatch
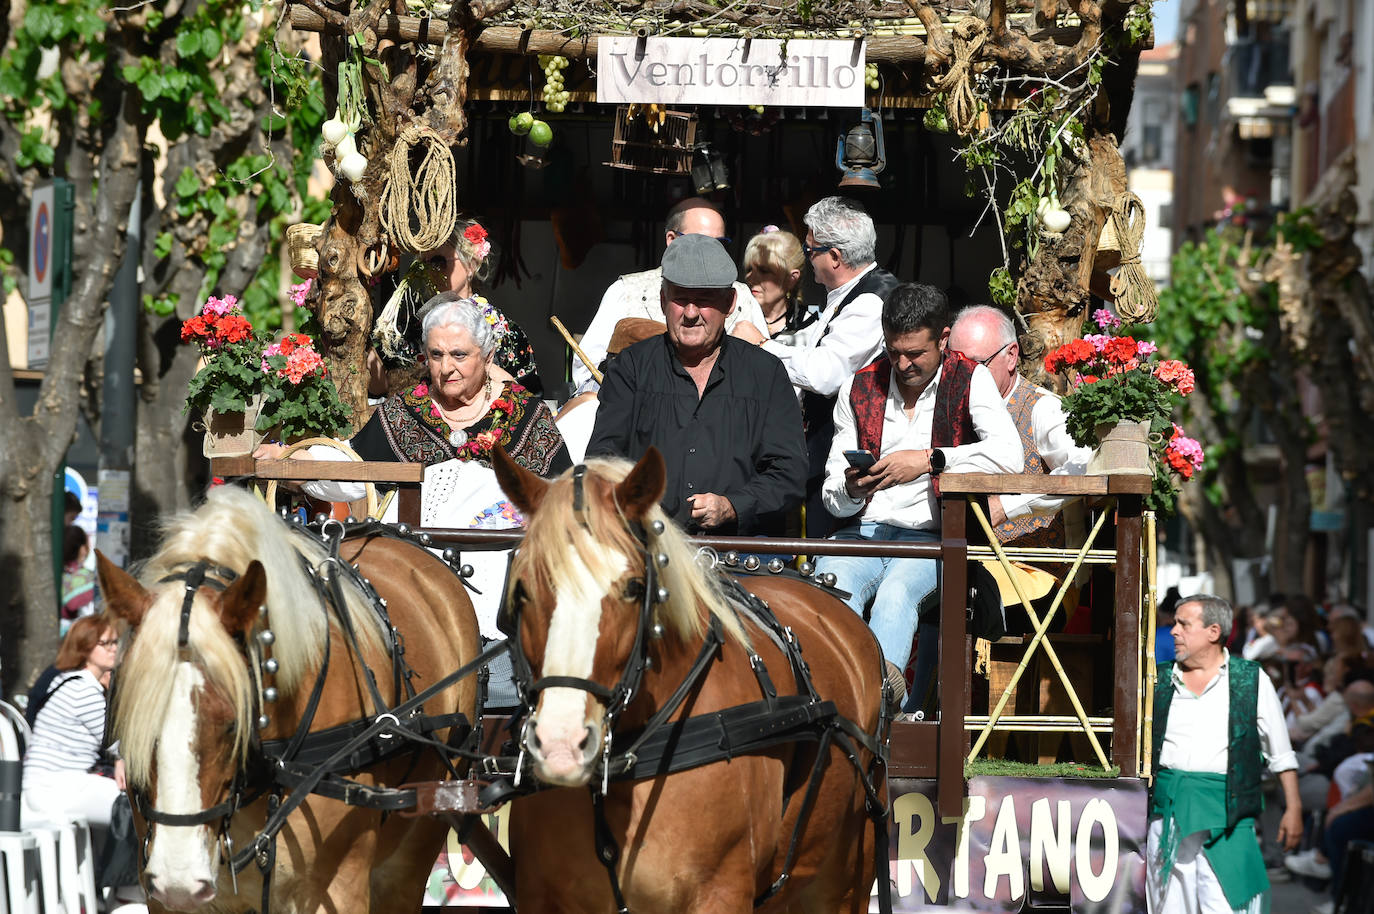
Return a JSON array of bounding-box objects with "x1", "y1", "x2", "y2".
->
[{"x1": 929, "y1": 448, "x2": 947, "y2": 475}]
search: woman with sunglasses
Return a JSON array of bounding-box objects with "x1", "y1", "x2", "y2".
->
[{"x1": 22, "y1": 614, "x2": 125, "y2": 830}]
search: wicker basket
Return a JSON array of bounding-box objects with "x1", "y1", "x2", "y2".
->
[
  {"x1": 605, "y1": 106, "x2": 697, "y2": 175},
  {"x1": 287, "y1": 222, "x2": 324, "y2": 280}
]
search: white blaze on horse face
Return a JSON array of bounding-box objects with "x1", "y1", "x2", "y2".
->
[
  {"x1": 529, "y1": 538, "x2": 625, "y2": 786},
  {"x1": 143, "y1": 662, "x2": 221, "y2": 911}
]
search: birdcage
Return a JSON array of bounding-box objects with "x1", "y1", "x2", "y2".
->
[{"x1": 606, "y1": 106, "x2": 698, "y2": 175}]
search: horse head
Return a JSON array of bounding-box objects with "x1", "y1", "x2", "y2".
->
[
  {"x1": 494, "y1": 447, "x2": 673, "y2": 787},
  {"x1": 99, "y1": 550, "x2": 266, "y2": 912}
]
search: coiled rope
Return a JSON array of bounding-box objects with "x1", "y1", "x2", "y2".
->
[
  {"x1": 935, "y1": 17, "x2": 988, "y2": 136},
  {"x1": 379, "y1": 123, "x2": 457, "y2": 254},
  {"x1": 1105, "y1": 192, "x2": 1159, "y2": 324}
]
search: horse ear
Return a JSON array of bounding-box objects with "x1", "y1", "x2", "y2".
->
[
  {"x1": 219, "y1": 561, "x2": 267, "y2": 639},
  {"x1": 96, "y1": 550, "x2": 151, "y2": 628},
  {"x1": 615, "y1": 447, "x2": 666, "y2": 521},
  {"x1": 492, "y1": 446, "x2": 548, "y2": 517}
]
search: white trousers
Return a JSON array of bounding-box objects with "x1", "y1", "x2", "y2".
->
[
  {"x1": 1146, "y1": 818, "x2": 1259, "y2": 914},
  {"x1": 22, "y1": 769, "x2": 122, "y2": 827}
]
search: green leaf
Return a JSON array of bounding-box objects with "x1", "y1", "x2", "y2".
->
[
  {"x1": 175, "y1": 167, "x2": 199, "y2": 199},
  {"x1": 201, "y1": 27, "x2": 222, "y2": 58},
  {"x1": 138, "y1": 71, "x2": 163, "y2": 100},
  {"x1": 175, "y1": 29, "x2": 202, "y2": 57},
  {"x1": 153, "y1": 231, "x2": 174, "y2": 259}
]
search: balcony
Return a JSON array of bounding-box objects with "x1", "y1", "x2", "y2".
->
[{"x1": 1227, "y1": 37, "x2": 1292, "y2": 103}]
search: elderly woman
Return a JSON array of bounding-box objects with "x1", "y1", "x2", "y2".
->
[
  {"x1": 743, "y1": 226, "x2": 809, "y2": 338},
  {"x1": 22, "y1": 615, "x2": 123, "y2": 828},
  {"x1": 425, "y1": 219, "x2": 542, "y2": 395}
]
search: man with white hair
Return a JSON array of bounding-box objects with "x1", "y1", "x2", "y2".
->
[
  {"x1": 947, "y1": 305, "x2": 1092, "y2": 545},
  {"x1": 1149, "y1": 594, "x2": 1302, "y2": 913},
  {"x1": 733, "y1": 196, "x2": 898, "y2": 536}
]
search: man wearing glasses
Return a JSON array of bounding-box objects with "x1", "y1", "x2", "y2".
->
[
  {"x1": 587, "y1": 234, "x2": 806, "y2": 536},
  {"x1": 815, "y1": 284, "x2": 1021, "y2": 709},
  {"x1": 572, "y1": 197, "x2": 769, "y2": 393},
  {"x1": 948, "y1": 305, "x2": 1093, "y2": 541},
  {"x1": 732, "y1": 196, "x2": 898, "y2": 537}
]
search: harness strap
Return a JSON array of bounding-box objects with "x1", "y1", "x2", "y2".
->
[
  {"x1": 611, "y1": 617, "x2": 724, "y2": 769},
  {"x1": 591, "y1": 791, "x2": 631, "y2": 914},
  {"x1": 529, "y1": 676, "x2": 614, "y2": 702},
  {"x1": 281, "y1": 556, "x2": 334, "y2": 761},
  {"x1": 158, "y1": 562, "x2": 235, "y2": 649},
  {"x1": 261, "y1": 711, "x2": 471, "y2": 770}
]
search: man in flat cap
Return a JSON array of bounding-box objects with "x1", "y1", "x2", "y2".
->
[{"x1": 587, "y1": 234, "x2": 806, "y2": 535}]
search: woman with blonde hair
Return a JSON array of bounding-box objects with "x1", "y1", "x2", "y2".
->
[{"x1": 743, "y1": 226, "x2": 808, "y2": 338}]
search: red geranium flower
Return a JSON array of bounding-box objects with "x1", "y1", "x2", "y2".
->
[
  {"x1": 463, "y1": 224, "x2": 488, "y2": 246},
  {"x1": 1103, "y1": 336, "x2": 1138, "y2": 364}
]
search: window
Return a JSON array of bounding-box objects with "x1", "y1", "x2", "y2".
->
[
  {"x1": 1181, "y1": 84, "x2": 1200, "y2": 127},
  {"x1": 1142, "y1": 125, "x2": 1163, "y2": 164}
]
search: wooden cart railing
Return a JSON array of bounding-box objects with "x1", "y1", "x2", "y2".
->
[{"x1": 211, "y1": 458, "x2": 1153, "y2": 819}]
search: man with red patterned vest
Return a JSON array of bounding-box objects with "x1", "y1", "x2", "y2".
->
[
  {"x1": 948, "y1": 306, "x2": 1094, "y2": 548},
  {"x1": 815, "y1": 284, "x2": 1021, "y2": 702}
]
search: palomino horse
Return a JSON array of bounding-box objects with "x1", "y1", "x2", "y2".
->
[
  {"x1": 492, "y1": 447, "x2": 889, "y2": 913},
  {"x1": 97, "y1": 485, "x2": 481, "y2": 914}
]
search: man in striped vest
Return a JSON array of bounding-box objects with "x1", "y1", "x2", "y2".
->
[
  {"x1": 813, "y1": 284, "x2": 1022, "y2": 706},
  {"x1": 948, "y1": 305, "x2": 1094, "y2": 548}
]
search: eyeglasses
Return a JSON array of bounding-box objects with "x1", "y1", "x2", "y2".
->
[
  {"x1": 802, "y1": 241, "x2": 836, "y2": 259},
  {"x1": 968, "y1": 341, "x2": 1013, "y2": 367},
  {"x1": 96, "y1": 638, "x2": 119, "y2": 649}
]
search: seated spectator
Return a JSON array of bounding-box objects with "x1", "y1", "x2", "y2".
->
[
  {"x1": 1292, "y1": 655, "x2": 1363, "y2": 746},
  {"x1": 1328, "y1": 604, "x2": 1374, "y2": 657},
  {"x1": 1296, "y1": 677, "x2": 1374, "y2": 817},
  {"x1": 22, "y1": 615, "x2": 123, "y2": 830},
  {"x1": 742, "y1": 226, "x2": 810, "y2": 338},
  {"x1": 1286, "y1": 718, "x2": 1374, "y2": 906},
  {"x1": 587, "y1": 233, "x2": 806, "y2": 536},
  {"x1": 814, "y1": 283, "x2": 1021, "y2": 707},
  {"x1": 1278, "y1": 642, "x2": 1324, "y2": 729},
  {"x1": 1245, "y1": 603, "x2": 1305, "y2": 662},
  {"x1": 60, "y1": 525, "x2": 97, "y2": 634}
]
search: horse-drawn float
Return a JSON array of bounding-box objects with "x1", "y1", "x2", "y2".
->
[{"x1": 105, "y1": 449, "x2": 1156, "y2": 913}]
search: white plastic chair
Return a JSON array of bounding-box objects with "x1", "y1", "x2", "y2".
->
[{"x1": 0, "y1": 712, "x2": 41, "y2": 914}]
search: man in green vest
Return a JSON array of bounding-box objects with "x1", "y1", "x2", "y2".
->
[{"x1": 1150, "y1": 594, "x2": 1303, "y2": 913}]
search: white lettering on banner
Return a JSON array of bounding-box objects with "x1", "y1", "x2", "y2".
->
[
  {"x1": 946, "y1": 795, "x2": 985, "y2": 899},
  {"x1": 1028, "y1": 798, "x2": 1073, "y2": 894},
  {"x1": 893, "y1": 791, "x2": 941, "y2": 899},
  {"x1": 1075, "y1": 798, "x2": 1120, "y2": 902},
  {"x1": 596, "y1": 37, "x2": 864, "y2": 107},
  {"x1": 984, "y1": 797, "x2": 1024, "y2": 900}
]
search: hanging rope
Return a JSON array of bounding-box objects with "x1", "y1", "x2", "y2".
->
[
  {"x1": 1105, "y1": 192, "x2": 1159, "y2": 324},
  {"x1": 935, "y1": 16, "x2": 988, "y2": 136},
  {"x1": 379, "y1": 123, "x2": 457, "y2": 254}
]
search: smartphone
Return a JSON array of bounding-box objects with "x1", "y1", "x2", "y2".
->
[{"x1": 844, "y1": 449, "x2": 877, "y2": 471}]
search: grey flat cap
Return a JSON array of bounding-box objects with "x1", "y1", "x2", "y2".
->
[{"x1": 661, "y1": 233, "x2": 736, "y2": 289}]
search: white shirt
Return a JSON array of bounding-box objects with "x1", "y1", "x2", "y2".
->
[
  {"x1": 1157, "y1": 655, "x2": 1298, "y2": 775},
  {"x1": 761, "y1": 263, "x2": 885, "y2": 398},
  {"x1": 571, "y1": 268, "x2": 767, "y2": 391},
  {"x1": 999, "y1": 381, "x2": 1095, "y2": 521},
  {"x1": 821, "y1": 363, "x2": 1023, "y2": 529}
]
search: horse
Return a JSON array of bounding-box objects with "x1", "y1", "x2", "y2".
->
[
  {"x1": 96, "y1": 485, "x2": 482, "y2": 914},
  {"x1": 491, "y1": 446, "x2": 889, "y2": 913}
]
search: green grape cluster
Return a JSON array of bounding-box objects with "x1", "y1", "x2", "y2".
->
[
  {"x1": 865, "y1": 63, "x2": 880, "y2": 90},
  {"x1": 539, "y1": 54, "x2": 571, "y2": 113},
  {"x1": 748, "y1": 104, "x2": 765, "y2": 114}
]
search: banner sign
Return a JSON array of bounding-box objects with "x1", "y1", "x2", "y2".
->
[
  {"x1": 879, "y1": 777, "x2": 1147, "y2": 913},
  {"x1": 423, "y1": 777, "x2": 1148, "y2": 911},
  {"x1": 596, "y1": 37, "x2": 865, "y2": 107}
]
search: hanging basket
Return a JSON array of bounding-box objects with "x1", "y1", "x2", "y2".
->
[
  {"x1": 202, "y1": 394, "x2": 266, "y2": 458},
  {"x1": 287, "y1": 223, "x2": 324, "y2": 280},
  {"x1": 1087, "y1": 419, "x2": 1151, "y2": 476},
  {"x1": 605, "y1": 106, "x2": 697, "y2": 175}
]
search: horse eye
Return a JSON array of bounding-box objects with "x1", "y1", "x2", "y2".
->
[{"x1": 622, "y1": 580, "x2": 645, "y2": 602}]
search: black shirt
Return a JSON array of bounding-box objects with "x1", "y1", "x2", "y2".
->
[{"x1": 587, "y1": 334, "x2": 806, "y2": 535}]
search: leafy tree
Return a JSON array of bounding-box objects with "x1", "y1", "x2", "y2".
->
[{"x1": 0, "y1": 0, "x2": 323, "y2": 694}]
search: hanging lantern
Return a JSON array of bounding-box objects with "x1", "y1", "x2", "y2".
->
[
  {"x1": 691, "y1": 144, "x2": 730, "y2": 195},
  {"x1": 835, "y1": 108, "x2": 886, "y2": 189}
]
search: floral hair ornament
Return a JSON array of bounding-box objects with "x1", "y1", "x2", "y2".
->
[
  {"x1": 462, "y1": 223, "x2": 492, "y2": 262},
  {"x1": 761, "y1": 224, "x2": 781, "y2": 234},
  {"x1": 473, "y1": 295, "x2": 511, "y2": 343}
]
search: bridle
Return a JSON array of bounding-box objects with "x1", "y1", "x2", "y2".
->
[{"x1": 501, "y1": 465, "x2": 680, "y2": 790}]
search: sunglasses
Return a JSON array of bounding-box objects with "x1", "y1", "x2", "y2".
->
[{"x1": 802, "y1": 241, "x2": 836, "y2": 259}]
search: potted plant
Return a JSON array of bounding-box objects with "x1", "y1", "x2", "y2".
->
[
  {"x1": 182, "y1": 290, "x2": 351, "y2": 456},
  {"x1": 1043, "y1": 309, "x2": 1205, "y2": 514}
]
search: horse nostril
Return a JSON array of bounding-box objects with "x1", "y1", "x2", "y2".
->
[
  {"x1": 193, "y1": 879, "x2": 216, "y2": 902},
  {"x1": 579, "y1": 725, "x2": 595, "y2": 752}
]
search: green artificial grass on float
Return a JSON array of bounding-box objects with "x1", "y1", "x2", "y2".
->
[{"x1": 965, "y1": 759, "x2": 1123, "y2": 779}]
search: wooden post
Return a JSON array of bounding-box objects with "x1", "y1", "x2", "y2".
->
[
  {"x1": 938, "y1": 493, "x2": 969, "y2": 819},
  {"x1": 1112, "y1": 488, "x2": 1143, "y2": 775}
]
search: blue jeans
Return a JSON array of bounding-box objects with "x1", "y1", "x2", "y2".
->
[{"x1": 814, "y1": 522, "x2": 939, "y2": 673}]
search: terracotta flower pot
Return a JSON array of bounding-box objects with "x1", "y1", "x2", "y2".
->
[
  {"x1": 202, "y1": 394, "x2": 265, "y2": 458},
  {"x1": 1087, "y1": 419, "x2": 1151, "y2": 476}
]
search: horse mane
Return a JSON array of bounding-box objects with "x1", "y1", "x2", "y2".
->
[
  {"x1": 113, "y1": 485, "x2": 385, "y2": 787},
  {"x1": 514, "y1": 458, "x2": 748, "y2": 649}
]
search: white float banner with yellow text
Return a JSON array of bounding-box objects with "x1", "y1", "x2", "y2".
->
[{"x1": 596, "y1": 37, "x2": 865, "y2": 107}]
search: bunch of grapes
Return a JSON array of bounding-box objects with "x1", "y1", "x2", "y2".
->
[
  {"x1": 540, "y1": 55, "x2": 571, "y2": 113},
  {"x1": 748, "y1": 104, "x2": 765, "y2": 114},
  {"x1": 865, "y1": 63, "x2": 880, "y2": 90}
]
